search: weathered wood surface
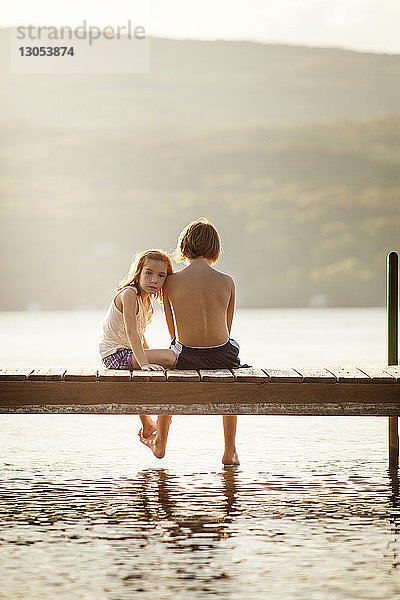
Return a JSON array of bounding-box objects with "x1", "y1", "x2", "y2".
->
[
  {"x1": 64, "y1": 369, "x2": 98, "y2": 382},
  {"x1": 28, "y1": 369, "x2": 66, "y2": 381},
  {"x1": 294, "y1": 368, "x2": 336, "y2": 383},
  {"x1": 0, "y1": 368, "x2": 33, "y2": 380},
  {"x1": 97, "y1": 369, "x2": 131, "y2": 382},
  {"x1": 166, "y1": 370, "x2": 200, "y2": 382},
  {"x1": 325, "y1": 367, "x2": 371, "y2": 383},
  {"x1": 199, "y1": 369, "x2": 235, "y2": 382},
  {"x1": 263, "y1": 368, "x2": 303, "y2": 382},
  {"x1": 384, "y1": 366, "x2": 400, "y2": 381},
  {"x1": 356, "y1": 366, "x2": 396, "y2": 383},
  {"x1": 233, "y1": 368, "x2": 269, "y2": 382},
  {"x1": 131, "y1": 370, "x2": 167, "y2": 382},
  {"x1": 0, "y1": 365, "x2": 400, "y2": 415}
]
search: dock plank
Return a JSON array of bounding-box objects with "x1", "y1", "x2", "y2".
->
[
  {"x1": 0, "y1": 368, "x2": 33, "y2": 381},
  {"x1": 233, "y1": 368, "x2": 269, "y2": 383},
  {"x1": 356, "y1": 366, "x2": 396, "y2": 383},
  {"x1": 28, "y1": 369, "x2": 66, "y2": 381},
  {"x1": 97, "y1": 369, "x2": 131, "y2": 381},
  {"x1": 326, "y1": 367, "x2": 371, "y2": 383},
  {"x1": 383, "y1": 366, "x2": 400, "y2": 382},
  {"x1": 294, "y1": 367, "x2": 336, "y2": 383},
  {"x1": 64, "y1": 369, "x2": 98, "y2": 382},
  {"x1": 166, "y1": 370, "x2": 200, "y2": 381},
  {"x1": 199, "y1": 369, "x2": 235, "y2": 382},
  {"x1": 262, "y1": 368, "x2": 303, "y2": 383},
  {"x1": 131, "y1": 370, "x2": 166, "y2": 382}
]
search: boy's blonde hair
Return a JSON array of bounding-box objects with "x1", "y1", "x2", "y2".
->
[
  {"x1": 175, "y1": 218, "x2": 221, "y2": 263},
  {"x1": 116, "y1": 249, "x2": 173, "y2": 303}
]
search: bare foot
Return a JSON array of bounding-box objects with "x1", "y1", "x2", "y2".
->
[
  {"x1": 138, "y1": 417, "x2": 157, "y2": 440},
  {"x1": 139, "y1": 432, "x2": 166, "y2": 459},
  {"x1": 222, "y1": 451, "x2": 240, "y2": 466}
]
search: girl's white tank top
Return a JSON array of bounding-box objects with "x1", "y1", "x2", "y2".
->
[{"x1": 99, "y1": 285, "x2": 153, "y2": 359}]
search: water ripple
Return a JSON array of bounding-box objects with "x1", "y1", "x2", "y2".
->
[{"x1": 1, "y1": 467, "x2": 400, "y2": 599}]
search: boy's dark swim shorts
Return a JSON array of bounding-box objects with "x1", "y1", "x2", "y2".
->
[{"x1": 170, "y1": 338, "x2": 241, "y2": 370}]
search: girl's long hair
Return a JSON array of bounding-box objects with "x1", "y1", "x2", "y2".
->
[{"x1": 116, "y1": 250, "x2": 173, "y2": 304}]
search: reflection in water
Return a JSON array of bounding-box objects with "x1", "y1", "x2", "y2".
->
[
  {"x1": 0, "y1": 468, "x2": 244, "y2": 598},
  {"x1": 1, "y1": 467, "x2": 400, "y2": 598},
  {"x1": 389, "y1": 468, "x2": 399, "y2": 510},
  {"x1": 139, "y1": 467, "x2": 241, "y2": 549},
  {"x1": 388, "y1": 468, "x2": 400, "y2": 571}
]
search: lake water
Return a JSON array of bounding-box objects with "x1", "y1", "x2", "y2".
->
[{"x1": 1, "y1": 308, "x2": 399, "y2": 600}]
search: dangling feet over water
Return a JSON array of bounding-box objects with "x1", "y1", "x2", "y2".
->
[
  {"x1": 139, "y1": 415, "x2": 172, "y2": 459},
  {"x1": 139, "y1": 414, "x2": 241, "y2": 464}
]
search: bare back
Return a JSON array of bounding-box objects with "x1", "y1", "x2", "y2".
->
[{"x1": 164, "y1": 259, "x2": 235, "y2": 347}]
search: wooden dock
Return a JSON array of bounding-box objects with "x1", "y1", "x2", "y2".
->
[
  {"x1": 1, "y1": 366, "x2": 400, "y2": 416},
  {"x1": 3, "y1": 251, "x2": 399, "y2": 467}
]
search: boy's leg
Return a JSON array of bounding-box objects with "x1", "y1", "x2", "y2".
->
[
  {"x1": 222, "y1": 415, "x2": 240, "y2": 465},
  {"x1": 155, "y1": 415, "x2": 172, "y2": 456},
  {"x1": 139, "y1": 415, "x2": 172, "y2": 459}
]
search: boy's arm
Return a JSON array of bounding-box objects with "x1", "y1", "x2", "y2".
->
[
  {"x1": 163, "y1": 287, "x2": 176, "y2": 340},
  {"x1": 121, "y1": 289, "x2": 150, "y2": 368},
  {"x1": 226, "y1": 278, "x2": 235, "y2": 335}
]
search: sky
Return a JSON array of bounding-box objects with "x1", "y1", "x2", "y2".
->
[{"x1": 4, "y1": 0, "x2": 400, "y2": 54}]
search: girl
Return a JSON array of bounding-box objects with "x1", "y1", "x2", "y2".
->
[{"x1": 99, "y1": 250, "x2": 177, "y2": 438}]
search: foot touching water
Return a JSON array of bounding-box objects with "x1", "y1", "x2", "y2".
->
[
  {"x1": 139, "y1": 431, "x2": 167, "y2": 458},
  {"x1": 222, "y1": 450, "x2": 240, "y2": 466}
]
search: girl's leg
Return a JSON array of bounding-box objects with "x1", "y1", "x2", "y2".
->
[
  {"x1": 222, "y1": 415, "x2": 240, "y2": 465},
  {"x1": 139, "y1": 415, "x2": 172, "y2": 459},
  {"x1": 139, "y1": 415, "x2": 157, "y2": 438},
  {"x1": 131, "y1": 349, "x2": 177, "y2": 369},
  {"x1": 133, "y1": 350, "x2": 175, "y2": 438}
]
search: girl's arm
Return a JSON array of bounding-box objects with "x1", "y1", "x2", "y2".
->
[
  {"x1": 226, "y1": 278, "x2": 235, "y2": 335},
  {"x1": 120, "y1": 288, "x2": 153, "y2": 369},
  {"x1": 142, "y1": 336, "x2": 149, "y2": 350}
]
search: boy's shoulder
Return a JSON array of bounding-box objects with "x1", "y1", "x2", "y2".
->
[
  {"x1": 164, "y1": 271, "x2": 178, "y2": 283},
  {"x1": 211, "y1": 267, "x2": 235, "y2": 285},
  {"x1": 165, "y1": 266, "x2": 234, "y2": 291}
]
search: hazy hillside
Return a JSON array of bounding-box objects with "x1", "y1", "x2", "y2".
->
[
  {"x1": 1, "y1": 33, "x2": 399, "y2": 133},
  {"x1": 0, "y1": 32, "x2": 399, "y2": 309}
]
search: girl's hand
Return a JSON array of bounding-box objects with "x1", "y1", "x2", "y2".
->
[{"x1": 141, "y1": 364, "x2": 164, "y2": 371}]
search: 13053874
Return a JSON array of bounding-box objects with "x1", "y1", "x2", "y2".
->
[{"x1": 18, "y1": 46, "x2": 75, "y2": 56}]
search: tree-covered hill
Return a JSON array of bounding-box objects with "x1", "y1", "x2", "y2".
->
[
  {"x1": 1, "y1": 33, "x2": 399, "y2": 133},
  {"x1": 0, "y1": 32, "x2": 399, "y2": 308}
]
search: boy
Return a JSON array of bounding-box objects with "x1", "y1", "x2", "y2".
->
[{"x1": 139, "y1": 219, "x2": 241, "y2": 465}]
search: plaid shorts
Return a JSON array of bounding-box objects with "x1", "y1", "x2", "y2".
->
[{"x1": 102, "y1": 348, "x2": 133, "y2": 370}]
